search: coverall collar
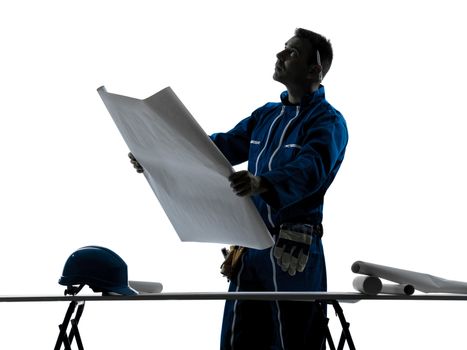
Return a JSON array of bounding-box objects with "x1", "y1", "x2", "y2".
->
[{"x1": 280, "y1": 85, "x2": 325, "y2": 107}]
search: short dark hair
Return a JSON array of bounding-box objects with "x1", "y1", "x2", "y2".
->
[{"x1": 294, "y1": 28, "x2": 333, "y2": 78}]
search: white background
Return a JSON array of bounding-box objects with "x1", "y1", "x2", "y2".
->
[{"x1": 1, "y1": 0, "x2": 466, "y2": 349}]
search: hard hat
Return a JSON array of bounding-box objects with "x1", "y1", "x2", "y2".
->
[{"x1": 58, "y1": 245, "x2": 137, "y2": 295}]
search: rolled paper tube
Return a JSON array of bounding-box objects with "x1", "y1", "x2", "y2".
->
[
  {"x1": 352, "y1": 275, "x2": 383, "y2": 295},
  {"x1": 129, "y1": 281, "x2": 163, "y2": 294},
  {"x1": 351, "y1": 261, "x2": 360, "y2": 273},
  {"x1": 381, "y1": 283, "x2": 415, "y2": 296}
]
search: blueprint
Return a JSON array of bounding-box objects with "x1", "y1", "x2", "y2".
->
[{"x1": 98, "y1": 86, "x2": 273, "y2": 249}]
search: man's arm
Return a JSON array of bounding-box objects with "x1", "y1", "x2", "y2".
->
[
  {"x1": 210, "y1": 112, "x2": 259, "y2": 166},
  {"x1": 260, "y1": 116, "x2": 348, "y2": 209}
]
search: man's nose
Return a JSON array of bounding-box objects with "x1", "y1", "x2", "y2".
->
[{"x1": 276, "y1": 49, "x2": 286, "y2": 60}]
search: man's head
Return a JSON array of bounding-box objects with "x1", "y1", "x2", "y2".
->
[{"x1": 273, "y1": 28, "x2": 333, "y2": 91}]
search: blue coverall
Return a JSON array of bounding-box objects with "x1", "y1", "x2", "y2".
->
[{"x1": 211, "y1": 86, "x2": 348, "y2": 350}]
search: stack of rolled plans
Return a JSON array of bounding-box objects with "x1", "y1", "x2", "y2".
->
[
  {"x1": 351, "y1": 261, "x2": 415, "y2": 295},
  {"x1": 352, "y1": 260, "x2": 467, "y2": 295}
]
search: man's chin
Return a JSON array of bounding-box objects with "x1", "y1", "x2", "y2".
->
[{"x1": 272, "y1": 72, "x2": 283, "y2": 83}]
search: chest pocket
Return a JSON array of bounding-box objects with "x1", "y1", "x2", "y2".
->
[{"x1": 270, "y1": 143, "x2": 302, "y2": 168}]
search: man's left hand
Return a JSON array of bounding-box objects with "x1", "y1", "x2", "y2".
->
[{"x1": 228, "y1": 170, "x2": 268, "y2": 197}]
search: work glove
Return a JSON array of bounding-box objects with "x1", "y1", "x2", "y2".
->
[
  {"x1": 228, "y1": 170, "x2": 269, "y2": 197},
  {"x1": 273, "y1": 223, "x2": 314, "y2": 276},
  {"x1": 128, "y1": 152, "x2": 144, "y2": 173}
]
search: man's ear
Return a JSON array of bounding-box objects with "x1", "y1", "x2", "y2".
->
[{"x1": 307, "y1": 64, "x2": 323, "y2": 81}]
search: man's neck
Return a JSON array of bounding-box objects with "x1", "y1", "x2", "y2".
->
[{"x1": 286, "y1": 82, "x2": 320, "y2": 105}]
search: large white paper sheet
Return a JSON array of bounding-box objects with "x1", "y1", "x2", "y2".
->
[
  {"x1": 352, "y1": 260, "x2": 467, "y2": 294},
  {"x1": 98, "y1": 86, "x2": 273, "y2": 249}
]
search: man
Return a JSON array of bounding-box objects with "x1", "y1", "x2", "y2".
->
[
  {"x1": 211, "y1": 28, "x2": 347, "y2": 350},
  {"x1": 130, "y1": 28, "x2": 348, "y2": 349}
]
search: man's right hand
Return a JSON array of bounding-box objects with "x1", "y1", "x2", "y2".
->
[{"x1": 128, "y1": 152, "x2": 144, "y2": 173}]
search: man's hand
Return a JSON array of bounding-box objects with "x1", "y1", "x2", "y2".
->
[
  {"x1": 128, "y1": 152, "x2": 144, "y2": 173},
  {"x1": 228, "y1": 170, "x2": 268, "y2": 196},
  {"x1": 273, "y1": 224, "x2": 314, "y2": 276}
]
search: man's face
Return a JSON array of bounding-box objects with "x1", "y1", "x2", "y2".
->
[{"x1": 273, "y1": 36, "x2": 314, "y2": 87}]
